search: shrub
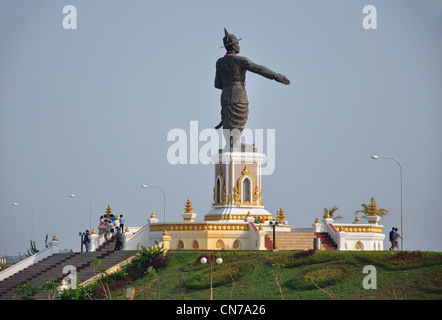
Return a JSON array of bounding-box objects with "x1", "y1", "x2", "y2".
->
[{"x1": 293, "y1": 249, "x2": 316, "y2": 260}]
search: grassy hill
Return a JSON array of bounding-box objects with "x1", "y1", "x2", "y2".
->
[{"x1": 100, "y1": 250, "x2": 441, "y2": 300}]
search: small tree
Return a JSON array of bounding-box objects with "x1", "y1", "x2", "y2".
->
[
  {"x1": 354, "y1": 197, "x2": 388, "y2": 219},
  {"x1": 323, "y1": 206, "x2": 339, "y2": 219}
]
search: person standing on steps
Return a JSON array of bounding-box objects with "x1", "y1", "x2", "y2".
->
[{"x1": 83, "y1": 230, "x2": 91, "y2": 252}]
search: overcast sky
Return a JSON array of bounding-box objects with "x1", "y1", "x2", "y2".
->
[{"x1": 1, "y1": 0, "x2": 441, "y2": 256}]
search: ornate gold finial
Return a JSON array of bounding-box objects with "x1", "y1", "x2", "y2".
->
[
  {"x1": 184, "y1": 198, "x2": 193, "y2": 213},
  {"x1": 315, "y1": 217, "x2": 319, "y2": 223},
  {"x1": 259, "y1": 224, "x2": 263, "y2": 230},
  {"x1": 116, "y1": 215, "x2": 120, "y2": 220},
  {"x1": 52, "y1": 235, "x2": 58, "y2": 241},
  {"x1": 369, "y1": 199, "x2": 378, "y2": 216},
  {"x1": 125, "y1": 226, "x2": 130, "y2": 232},
  {"x1": 151, "y1": 212, "x2": 156, "y2": 218},
  {"x1": 247, "y1": 211, "x2": 252, "y2": 216},
  {"x1": 242, "y1": 165, "x2": 250, "y2": 175},
  {"x1": 355, "y1": 216, "x2": 360, "y2": 222},
  {"x1": 326, "y1": 212, "x2": 330, "y2": 218},
  {"x1": 163, "y1": 229, "x2": 168, "y2": 236},
  {"x1": 277, "y1": 208, "x2": 285, "y2": 222},
  {"x1": 106, "y1": 205, "x2": 112, "y2": 218},
  {"x1": 92, "y1": 229, "x2": 96, "y2": 234}
]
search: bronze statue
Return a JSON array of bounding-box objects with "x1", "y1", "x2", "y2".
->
[{"x1": 215, "y1": 28, "x2": 290, "y2": 146}]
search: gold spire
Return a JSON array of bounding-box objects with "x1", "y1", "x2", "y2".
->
[
  {"x1": 151, "y1": 212, "x2": 156, "y2": 218},
  {"x1": 52, "y1": 235, "x2": 58, "y2": 241},
  {"x1": 278, "y1": 208, "x2": 285, "y2": 222},
  {"x1": 368, "y1": 199, "x2": 378, "y2": 216},
  {"x1": 315, "y1": 217, "x2": 319, "y2": 223},
  {"x1": 106, "y1": 205, "x2": 112, "y2": 218},
  {"x1": 184, "y1": 198, "x2": 193, "y2": 213}
]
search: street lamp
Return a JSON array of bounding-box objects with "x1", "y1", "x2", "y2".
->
[
  {"x1": 12, "y1": 202, "x2": 35, "y2": 242},
  {"x1": 269, "y1": 220, "x2": 279, "y2": 250},
  {"x1": 371, "y1": 155, "x2": 404, "y2": 250},
  {"x1": 200, "y1": 253, "x2": 223, "y2": 300},
  {"x1": 141, "y1": 185, "x2": 166, "y2": 222},
  {"x1": 69, "y1": 194, "x2": 92, "y2": 232}
]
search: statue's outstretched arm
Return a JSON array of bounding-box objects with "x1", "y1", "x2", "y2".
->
[{"x1": 245, "y1": 59, "x2": 290, "y2": 85}]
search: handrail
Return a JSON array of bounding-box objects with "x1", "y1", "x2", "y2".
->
[{"x1": 0, "y1": 244, "x2": 57, "y2": 282}]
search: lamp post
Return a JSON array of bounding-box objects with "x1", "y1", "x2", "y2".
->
[
  {"x1": 141, "y1": 185, "x2": 166, "y2": 222},
  {"x1": 12, "y1": 202, "x2": 34, "y2": 242},
  {"x1": 78, "y1": 232, "x2": 85, "y2": 253},
  {"x1": 200, "y1": 253, "x2": 223, "y2": 300},
  {"x1": 371, "y1": 155, "x2": 403, "y2": 250},
  {"x1": 69, "y1": 194, "x2": 92, "y2": 232},
  {"x1": 269, "y1": 219, "x2": 279, "y2": 250}
]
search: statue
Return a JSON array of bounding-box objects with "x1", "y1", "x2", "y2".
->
[{"x1": 215, "y1": 28, "x2": 290, "y2": 148}]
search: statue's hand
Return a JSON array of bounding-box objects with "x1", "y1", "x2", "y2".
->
[{"x1": 275, "y1": 73, "x2": 290, "y2": 85}]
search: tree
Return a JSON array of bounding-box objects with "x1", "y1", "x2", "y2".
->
[
  {"x1": 323, "y1": 206, "x2": 341, "y2": 219},
  {"x1": 354, "y1": 197, "x2": 388, "y2": 219}
]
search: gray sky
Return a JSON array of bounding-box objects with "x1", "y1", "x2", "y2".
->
[{"x1": 1, "y1": 0, "x2": 441, "y2": 256}]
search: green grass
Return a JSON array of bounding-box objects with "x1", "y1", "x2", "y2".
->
[{"x1": 105, "y1": 250, "x2": 442, "y2": 300}]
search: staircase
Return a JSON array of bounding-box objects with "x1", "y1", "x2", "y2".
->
[
  {"x1": 0, "y1": 237, "x2": 138, "y2": 300},
  {"x1": 314, "y1": 232, "x2": 338, "y2": 250},
  {"x1": 265, "y1": 231, "x2": 337, "y2": 251}
]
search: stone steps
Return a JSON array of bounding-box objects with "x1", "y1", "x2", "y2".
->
[
  {"x1": 0, "y1": 237, "x2": 138, "y2": 300},
  {"x1": 265, "y1": 232, "x2": 337, "y2": 251}
]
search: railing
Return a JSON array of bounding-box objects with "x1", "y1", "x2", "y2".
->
[{"x1": 0, "y1": 241, "x2": 59, "y2": 282}]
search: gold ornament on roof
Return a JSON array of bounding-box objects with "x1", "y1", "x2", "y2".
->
[
  {"x1": 52, "y1": 235, "x2": 58, "y2": 241},
  {"x1": 184, "y1": 198, "x2": 194, "y2": 213},
  {"x1": 92, "y1": 229, "x2": 96, "y2": 234},
  {"x1": 368, "y1": 199, "x2": 378, "y2": 216},
  {"x1": 315, "y1": 218, "x2": 319, "y2": 223},
  {"x1": 106, "y1": 205, "x2": 112, "y2": 218},
  {"x1": 151, "y1": 212, "x2": 156, "y2": 218}
]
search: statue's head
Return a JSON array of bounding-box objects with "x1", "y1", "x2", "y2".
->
[{"x1": 221, "y1": 28, "x2": 242, "y2": 53}]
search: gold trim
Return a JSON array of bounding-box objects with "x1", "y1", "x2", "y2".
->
[
  {"x1": 228, "y1": 162, "x2": 232, "y2": 205},
  {"x1": 150, "y1": 223, "x2": 249, "y2": 232},
  {"x1": 334, "y1": 225, "x2": 383, "y2": 233},
  {"x1": 204, "y1": 213, "x2": 273, "y2": 221},
  {"x1": 213, "y1": 167, "x2": 226, "y2": 206},
  {"x1": 236, "y1": 165, "x2": 257, "y2": 206}
]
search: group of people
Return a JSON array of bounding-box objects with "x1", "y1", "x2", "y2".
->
[
  {"x1": 81, "y1": 214, "x2": 127, "y2": 252},
  {"x1": 389, "y1": 227, "x2": 403, "y2": 251},
  {"x1": 101, "y1": 214, "x2": 125, "y2": 251}
]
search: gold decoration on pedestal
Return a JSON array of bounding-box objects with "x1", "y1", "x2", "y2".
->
[
  {"x1": 184, "y1": 198, "x2": 193, "y2": 213},
  {"x1": 213, "y1": 166, "x2": 226, "y2": 206},
  {"x1": 234, "y1": 166, "x2": 257, "y2": 206},
  {"x1": 277, "y1": 208, "x2": 286, "y2": 223},
  {"x1": 315, "y1": 218, "x2": 319, "y2": 223},
  {"x1": 368, "y1": 199, "x2": 378, "y2": 216},
  {"x1": 92, "y1": 229, "x2": 96, "y2": 234},
  {"x1": 151, "y1": 212, "x2": 156, "y2": 218},
  {"x1": 52, "y1": 235, "x2": 58, "y2": 241},
  {"x1": 105, "y1": 205, "x2": 112, "y2": 219}
]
